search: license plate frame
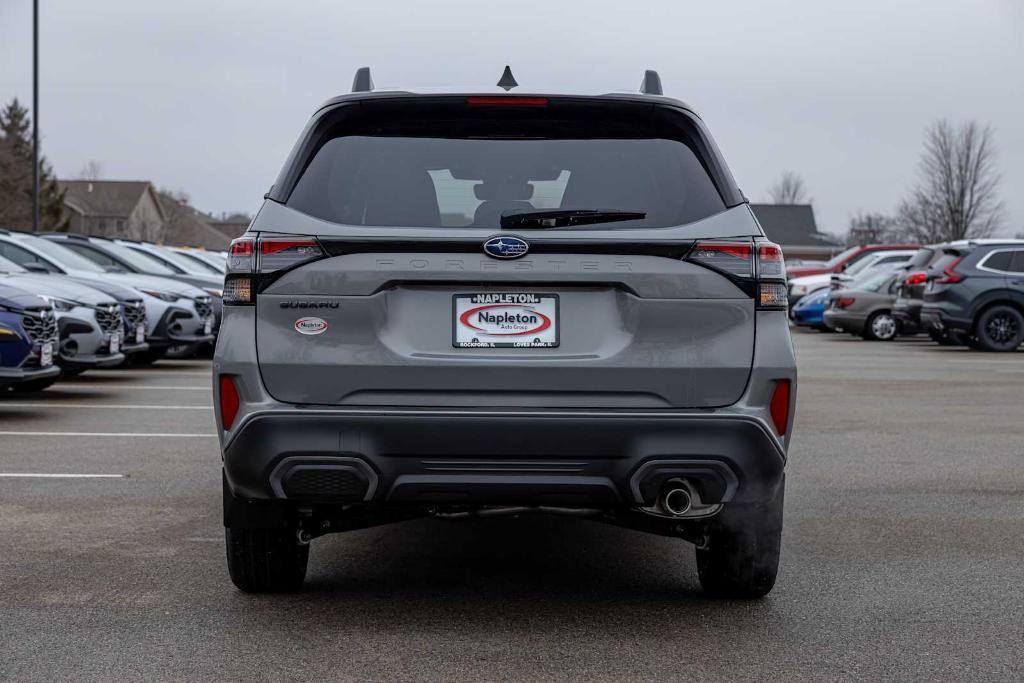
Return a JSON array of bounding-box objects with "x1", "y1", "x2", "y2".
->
[
  {"x1": 40, "y1": 342, "x2": 53, "y2": 367},
  {"x1": 203, "y1": 318, "x2": 213, "y2": 335},
  {"x1": 135, "y1": 324, "x2": 145, "y2": 344},
  {"x1": 452, "y1": 293, "x2": 559, "y2": 349},
  {"x1": 109, "y1": 332, "x2": 120, "y2": 355}
]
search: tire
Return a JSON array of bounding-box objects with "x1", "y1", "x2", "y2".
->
[
  {"x1": 974, "y1": 305, "x2": 1024, "y2": 352},
  {"x1": 225, "y1": 527, "x2": 309, "y2": 593},
  {"x1": 696, "y1": 478, "x2": 784, "y2": 599},
  {"x1": 11, "y1": 376, "x2": 60, "y2": 393},
  {"x1": 131, "y1": 348, "x2": 167, "y2": 366},
  {"x1": 863, "y1": 311, "x2": 898, "y2": 341}
]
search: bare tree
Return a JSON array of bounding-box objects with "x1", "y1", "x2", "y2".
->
[
  {"x1": 768, "y1": 171, "x2": 810, "y2": 204},
  {"x1": 896, "y1": 120, "x2": 1003, "y2": 242},
  {"x1": 77, "y1": 160, "x2": 104, "y2": 180},
  {"x1": 846, "y1": 211, "x2": 904, "y2": 246}
]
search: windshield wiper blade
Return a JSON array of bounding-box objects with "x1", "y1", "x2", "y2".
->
[{"x1": 500, "y1": 209, "x2": 647, "y2": 229}]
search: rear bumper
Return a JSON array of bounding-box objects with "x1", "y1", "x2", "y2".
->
[
  {"x1": 893, "y1": 298, "x2": 923, "y2": 331},
  {"x1": 222, "y1": 408, "x2": 787, "y2": 508},
  {"x1": 822, "y1": 309, "x2": 865, "y2": 333},
  {"x1": 920, "y1": 305, "x2": 973, "y2": 333}
]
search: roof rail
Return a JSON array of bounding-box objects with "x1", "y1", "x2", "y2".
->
[
  {"x1": 639, "y1": 69, "x2": 663, "y2": 96},
  {"x1": 351, "y1": 66, "x2": 374, "y2": 93}
]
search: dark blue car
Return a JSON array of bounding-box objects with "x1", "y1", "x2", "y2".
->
[
  {"x1": 790, "y1": 287, "x2": 829, "y2": 330},
  {"x1": 0, "y1": 282, "x2": 61, "y2": 388}
]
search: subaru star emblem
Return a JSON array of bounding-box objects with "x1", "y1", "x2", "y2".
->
[{"x1": 483, "y1": 235, "x2": 529, "y2": 260}]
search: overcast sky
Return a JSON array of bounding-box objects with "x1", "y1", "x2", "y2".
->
[{"x1": 2, "y1": 0, "x2": 1022, "y2": 236}]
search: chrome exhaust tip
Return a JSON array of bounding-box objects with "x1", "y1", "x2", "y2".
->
[{"x1": 661, "y1": 486, "x2": 692, "y2": 517}]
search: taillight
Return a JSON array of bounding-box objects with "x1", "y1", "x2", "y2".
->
[
  {"x1": 905, "y1": 271, "x2": 927, "y2": 286},
  {"x1": 837, "y1": 297, "x2": 856, "y2": 309},
  {"x1": 769, "y1": 380, "x2": 791, "y2": 436},
  {"x1": 936, "y1": 256, "x2": 965, "y2": 284},
  {"x1": 219, "y1": 375, "x2": 240, "y2": 431},
  {"x1": 223, "y1": 235, "x2": 325, "y2": 306},
  {"x1": 688, "y1": 241, "x2": 753, "y2": 278},
  {"x1": 685, "y1": 240, "x2": 787, "y2": 310}
]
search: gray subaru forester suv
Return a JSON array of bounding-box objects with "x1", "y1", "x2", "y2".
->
[{"x1": 214, "y1": 69, "x2": 797, "y2": 597}]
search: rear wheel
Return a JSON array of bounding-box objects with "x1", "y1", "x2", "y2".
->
[
  {"x1": 974, "y1": 305, "x2": 1024, "y2": 352},
  {"x1": 863, "y1": 311, "x2": 898, "y2": 341},
  {"x1": 225, "y1": 527, "x2": 309, "y2": 593},
  {"x1": 696, "y1": 478, "x2": 784, "y2": 599}
]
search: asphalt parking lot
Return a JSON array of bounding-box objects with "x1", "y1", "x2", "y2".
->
[{"x1": 1, "y1": 331, "x2": 1022, "y2": 681}]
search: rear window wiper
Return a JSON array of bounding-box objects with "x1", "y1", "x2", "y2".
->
[{"x1": 500, "y1": 209, "x2": 647, "y2": 229}]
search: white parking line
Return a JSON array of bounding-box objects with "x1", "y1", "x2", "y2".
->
[
  {"x1": 0, "y1": 403, "x2": 210, "y2": 410},
  {"x1": 0, "y1": 473, "x2": 125, "y2": 478},
  {"x1": 0, "y1": 431, "x2": 216, "y2": 437}
]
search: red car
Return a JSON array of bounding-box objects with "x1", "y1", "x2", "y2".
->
[{"x1": 786, "y1": 244, "x2": 920, "y2": 278}]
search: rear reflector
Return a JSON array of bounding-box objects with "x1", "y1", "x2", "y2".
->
[
  {"x1": 466, "y1": 96, "x2": 548, "y2": 107},
  {"x1": 687, "y1": 241, "x2": 753, "y2": 278},
  {"x1": 769, "y1": 380, "x2": 791, "y2": 436},
  {"x1": 219, "y1": 375, "x2": 240, "y2": 431}
]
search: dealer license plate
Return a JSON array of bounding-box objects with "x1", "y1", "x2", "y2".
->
[
  {"x1": 136, "y1": 324, "x2": 145, "y2": 344},
  {"x1": 204, "y1": 318, "x2": 213, "y2": 335},
  {"x1": 453, "y1": 293, "x2": 559, "y2": 348},
  {"x1": 109, "y1": 333, "x2": 120, "y2": 355},
  {"x1": 40, "y1": 342, "x2": 53, "y2": 367}
]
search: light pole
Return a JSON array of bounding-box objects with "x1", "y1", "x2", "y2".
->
[{"x1": 32, "y1": 0, "x2": 40, "y2": 233}]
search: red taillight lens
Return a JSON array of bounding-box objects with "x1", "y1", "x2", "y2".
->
[
  {"x1": 258, "y1": 237, "x2": 323, "y2": 273},
  {"x1": 687, "y1": 241, "x2": 753, "y2": 278},
  {"x1": 837, "y1": 297, "x2": 856, "y2": 309},
  {"x1": 757, "y1": 242, "x2": 785, "y2": 280},
  {"x1": 227, "y1": 237, "x2": 255, "y2": 274},
  {"x1": 936, "y1": 256, "x2": 964, "y2": 284},
  {"x1": 219, "y1": 375, "x2": 240, "y2": 431},
  {"x1": 769, "y1": 380, "x2": 791, "y2": 436},
  {"x1": 466, "y1": 96, "x2": 548, "y2": 107},
  {"x1": 905, "y1": 271, "x2": 927, "y2": 286}
]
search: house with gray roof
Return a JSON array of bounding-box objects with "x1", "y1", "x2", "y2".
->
[
  {"x1": 749, "y1": 204, "x2": 843, "y2": 259},
  {"x1": 60, "y1": 180, "x2": 167, "y2": 242}
]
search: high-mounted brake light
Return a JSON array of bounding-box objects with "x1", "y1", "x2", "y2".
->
[
  {"x1": 769, "y1": 380, "x2": 791, "y2": 436},
  {"x1": 936, "y1": 256, "x2": 965, "y2": 284},
  {"x1": 219, "y1": 375, "x2": 240, "y2": 431},
  {"x1": 905, "y1": 271, "x2": 927, "y2": 286},
  {"x1": 466, "y1": 96, "x2": 549, "y2": 107}
]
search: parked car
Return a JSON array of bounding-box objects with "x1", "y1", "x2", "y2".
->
[
  {"x1": 823, "y1": 270, "x2": 903, "y2": 340},
  {"x1": 0, "y1": 283, "x2": 61, "y2": 389},
  {"x1": 790, "y1": 287, "x2": 830, "y2": 330},
  {"x1": 168, "y1": 246, "x2": 228, "y2": 274},
  {"x1": 214, "y1": 69, "x2": 797, "y2": 596},
  {"x1": 6, "y1": 232, "x2": 216, "y2": 363},
  {"x1": 42, "y1": 234, "x2": 223, "y2": 333},
  {"x1": 784, "y1": 243, "x2": 920, "y2": 279},
  {"x1": 787, "y1": 250, "x2": 916, "y2": 307},
  {"x1": 920, "y1": 240, "x2": 1024, "y2": 352},
  {"x1": 0, "y1": 255, "x2": 124, "y2": 388},
  {"x1": 893, "y1": 246, "x2": 948, "y2": 343}
]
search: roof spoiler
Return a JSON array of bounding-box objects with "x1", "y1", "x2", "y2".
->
[
  {"x1": 351, "y1": 66, "x2": 374, "y2": 93},
  {"x1": 639, "y1": 69, "x2": 663, "y2": 96}
]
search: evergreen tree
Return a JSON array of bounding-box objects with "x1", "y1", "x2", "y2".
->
[{"x1": 0, "y1": 98, "x2": 67, "y2": 230}]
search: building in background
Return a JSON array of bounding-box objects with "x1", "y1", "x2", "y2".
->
[
  {"x1": 750, "y1": 203, "x2": 842, "y2": 260},
  {"x1": 60, "y1": 180, "x2": 166, "y2": 242}
]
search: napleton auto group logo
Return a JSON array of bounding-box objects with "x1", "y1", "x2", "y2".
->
[{"x1": 294, "y1": 317, "x2": 329, "y2": 335}]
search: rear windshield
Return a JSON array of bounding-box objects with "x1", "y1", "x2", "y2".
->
[{"x1": 284, "y1": 102, "x2": 731, "y2": 230}]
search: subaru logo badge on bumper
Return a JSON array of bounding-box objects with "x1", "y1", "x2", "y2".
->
[{"x1": 483, "y1": 235, "x2": 529, "y2": 259}]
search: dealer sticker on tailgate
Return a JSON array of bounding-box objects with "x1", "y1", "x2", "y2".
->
[{"x1": 453, "y1": 293, "x2": 559, "y2": 348}]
